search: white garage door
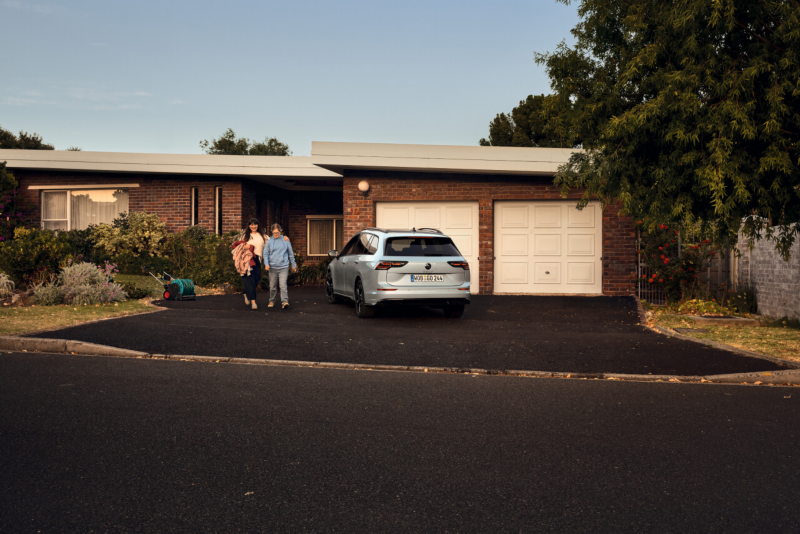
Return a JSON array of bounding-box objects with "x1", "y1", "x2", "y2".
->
[
  {"x1": 376, "y1": 202, "x2": 480, "y2": 294},
  {"x1": 494, "y1": 201, "x2": 602, "y2": 294}
]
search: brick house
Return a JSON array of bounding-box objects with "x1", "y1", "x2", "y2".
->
[{"x1": 1, "y1": 143, "x2": 637, "y2": 295}]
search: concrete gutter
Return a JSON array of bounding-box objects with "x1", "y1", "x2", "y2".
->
[{"x1": 2, "y1": 336, "x2": 799, "y2": 386}]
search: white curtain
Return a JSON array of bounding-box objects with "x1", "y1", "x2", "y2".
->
[
  {"x1": 70, "y1": 189, "x2": 129, "y2": 229},
  {"x1": 42, "y1": 191, "x2": 68, "y2": 230},
  {"x1": 309, "y1": 219, "x2": 334, "y2": 255}
]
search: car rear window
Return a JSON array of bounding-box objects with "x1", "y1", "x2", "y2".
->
[{"x1": 384, "y1": 237, "x2": 461, "y2": 257}]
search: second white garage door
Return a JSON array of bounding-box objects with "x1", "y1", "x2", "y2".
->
[
  {"x1": 376, "y1": 202, "x2": 480, "y2": 294},
  {"x1": 494, "y1": 200, "x2": 603, "y2": 294}
]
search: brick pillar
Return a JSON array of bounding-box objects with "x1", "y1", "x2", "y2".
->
[{"x1": 478, "y1": 199, "x2": 494, "y2": 294}]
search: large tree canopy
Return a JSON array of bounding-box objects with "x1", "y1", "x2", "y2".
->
[
  {"x1": 200, "y1": 128, "x2": 291, "y2": 156},
  {"x1": 535, "y1": 0, "x2": 800, "y2": 258},
  {"x1": 0, "y1": 125, "x2": 55, "y2": 150},
  {"x1": 479, "y1": 94, "x2": 577, "y2": 148}
]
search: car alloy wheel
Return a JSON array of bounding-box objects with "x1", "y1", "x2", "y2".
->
[
  {"x1": 355, "y1": 280, "x2": 375, "y2": 318},
  {"x1": 325, "y1": 272, "x2": 338, "y2": 304}
]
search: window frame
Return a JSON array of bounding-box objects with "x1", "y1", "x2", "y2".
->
[
  {"x1": 40, "y1": 187, "x2": 130, "y2": 231},
  {"x1": 190, "y1": 187, "x2": 199, "y2": 226},
  {"x1": 215, "y1": 187, "x2": 223, "y2": 234},
  {"x1": 306, "y1": 215, "x2": 344, "y2": 256}
]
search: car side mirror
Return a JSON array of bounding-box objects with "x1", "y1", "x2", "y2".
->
[{"x1": 328, "y1": 250, "x2": 338, "y2": 258}]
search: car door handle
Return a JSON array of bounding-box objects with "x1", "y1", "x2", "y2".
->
[{"x1": 354, "y1": 261, "x2": 359, "y2": 264}]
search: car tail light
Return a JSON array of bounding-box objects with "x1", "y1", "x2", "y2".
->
[
  {"x1": 448, "y1": 261, "x2": 470, "y2": 270},
  {"x1": 375, "y1": 261, "x2": 408, "y2": 270}
]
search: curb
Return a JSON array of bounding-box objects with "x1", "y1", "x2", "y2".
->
[{"x1": 2, "y1": 336, "x2": 799, "y2": 386}]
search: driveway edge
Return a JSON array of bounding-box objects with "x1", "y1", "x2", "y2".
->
[{"x1": 2, "y1": 335, "x2": 799, "y2": 386}]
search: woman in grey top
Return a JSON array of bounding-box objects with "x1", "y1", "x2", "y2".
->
[{"x1": 263, "y1": 223, "x2": 297, "y2": 308}]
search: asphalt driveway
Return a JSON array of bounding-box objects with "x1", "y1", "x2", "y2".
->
[{"x1": 32, "y1": 287, "x2": 784, "y2": 376}]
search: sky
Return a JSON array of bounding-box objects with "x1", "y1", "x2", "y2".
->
[{"x1": 1, "y1": 0, "x2": 580, "y2": 156}]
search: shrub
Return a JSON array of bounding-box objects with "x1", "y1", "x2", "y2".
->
[
  {"x1": 721, "y1": 282, "x2": 758, "y2": 315},
  {"x1": 117, "y1": 281, "x2": 152, "y2": 299},
  {"x1": 0, "y1": 227, "x2": 71, "y2": 288},
  {"x1": 636, "y1": 221, "x2": 717, "y2": 302},
  {"x1": 91, "y1": 211, "x2": 167, "y2": 258},
  {"x1": 162, "y1": 228, "x2": 243, "y2": 290},
  {"x1": 32, "y1": 279, "x2": 63, "y2": 305},
  {"x1": 0, "y1": 271, "x2": 14, "y2": 298},
  {"x1": 54, "y1": 261, "x2": 127, "y2": 305}
]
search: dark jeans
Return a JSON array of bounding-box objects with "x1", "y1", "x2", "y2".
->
[{"x1": 242, "y1": 256, "x2": 261, "y2": 301}]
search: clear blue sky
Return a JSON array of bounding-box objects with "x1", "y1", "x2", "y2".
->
[{"x1": 1, "y1": 0, "x2": 579, "y2": 155}]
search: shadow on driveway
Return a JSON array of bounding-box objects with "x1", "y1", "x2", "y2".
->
[{"x1": 33, "y1": 287, "x2": 784, "y2": 376}]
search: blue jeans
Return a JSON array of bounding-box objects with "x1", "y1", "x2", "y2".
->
[
  {"x1": 269, "y1": 267, "x2": 289, "y2": 303},
  {"x1": 241, "y1": 256, "x2": 261, "y2": 301}
]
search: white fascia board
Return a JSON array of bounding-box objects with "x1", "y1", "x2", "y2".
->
[
  {"x1": 311, "y1": 142, "x2": 582, "y2": 175},
  {"x1": 0, "y1": 150, "x2": 342, "y2": 178}
]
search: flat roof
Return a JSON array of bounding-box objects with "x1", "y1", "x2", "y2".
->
[{"x1": 311, "y1": 141, "x2": 580, "y2": 175}]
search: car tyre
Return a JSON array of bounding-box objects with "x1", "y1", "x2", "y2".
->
[
  {"x1": 443, "y1": 305, "x2": 464, "y2": 318},
  {"x1": 354, "y1": 280, "x2": 376, "y2": 318},
  {"x1": 325, "y1": 272, "x2": 339, "y2": 304}
]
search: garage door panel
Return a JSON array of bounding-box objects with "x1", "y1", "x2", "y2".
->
[
  {"x1": 501, "y1": 205, "x2": 528, "y2": 228},
  {"x1": 445, "y1": 207, "x2": 473, "y2": 228},
  {"x1": 567, "y1": 234, "x2": 594, "y2": 256},
  {"x1": 534, "y1": 205, "x2": 562, "y2": 227},
  {"x1": 534, "y1": 263, "x2": 561, "y2": 284},
  {"x1": 414, "y1": 207, "x2": 440, "y2": 228},
  {"x1": 501, "y1": 262, "x2": 528, "y2": 284},
  {"x1": 381, "y1": 207, "x2": 409, "y2": 229},
  {"x1": 567, "y1": 262, "x2": 595, "y2": 284},
  {"x1": 534, "y1": 234, "x2": 561, "y2": 256},
  {"x1": 495, "y1": 201, "x2": 602, "y2": 294},
  {"x1": 568, "y1": 205, "x2": 596, "y2": 228},
  {"x1": 501, "y1": 234, "x2": 528, "y2": 256},
  {"x1": 449, "y1": 234, "x2": 472, "y2": 256}
]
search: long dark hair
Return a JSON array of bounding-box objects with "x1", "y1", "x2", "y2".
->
[{"x1": 244, "y1": 218, "x2": 266, "y2": 242}]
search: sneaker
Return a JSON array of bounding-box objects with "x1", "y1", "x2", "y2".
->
[
  {"x1": 268, "y1": 302, "x2": 275, "y2": 308},
  {"x1": 251, "y1": 301, "x2": 258, "y2": 310},
  {"x1": 282, "y1": 301, "x2": 289, "y2": 309},
  {"x1": 244, "y1": 295, "x2": 250, "y2": 305}
]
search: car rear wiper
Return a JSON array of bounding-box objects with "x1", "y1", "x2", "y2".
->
[{"x1": 423, "y1": 253, "x2": 445, "y2": 256}]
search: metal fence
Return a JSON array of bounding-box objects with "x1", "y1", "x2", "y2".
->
[{"x1": 636, "y1": 231, "x2": 733, "y2": 305}]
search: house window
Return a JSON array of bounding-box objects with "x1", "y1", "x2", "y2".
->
[
  {"x1": 41, "y1": 189, "x2": 129, "y2": 230},
  {"x1": 215, "y1": 187, "x2": 223, "y2": 234},
  {"x1": 190, "y1": 187, "x2": 199, "y2": 226},
  {"x1": 307, "y1": 216, "x2": 344, "y2": 255}
]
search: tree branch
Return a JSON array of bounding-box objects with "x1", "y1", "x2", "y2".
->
[{"x1": 734, "y1": 19, "x2": 784, "y2": 51}]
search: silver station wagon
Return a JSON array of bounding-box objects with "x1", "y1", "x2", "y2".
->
[{"x1": 325, "y1": 228, "x2": 471, "y2": 318}]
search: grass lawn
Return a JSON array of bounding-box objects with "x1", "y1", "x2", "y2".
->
[
  {"x1": 0, "y1": 300, "x2": 158, "y2": 337},
  {"x1": 653, "y1": 313, "x2": 800, "y2": 363}
]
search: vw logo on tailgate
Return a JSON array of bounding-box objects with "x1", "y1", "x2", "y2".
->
[{"x1": 425, "y1": 263, "x2": 431, "y2": 270}]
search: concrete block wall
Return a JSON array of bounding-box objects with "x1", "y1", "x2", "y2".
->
[{"x1": 737, "y1": 232, "x2": 800, "y2": 319}]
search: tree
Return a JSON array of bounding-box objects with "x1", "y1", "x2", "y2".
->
[
  {"x1": 200, "y1": 128, "x2": 291, "y2": 156},
  {"x1": 535, "y1": 0, "x2": 800, "y2": 258},
  {"x1": 0, "y1": 125, "x2": 55, "y2": 150},
  {"x1": 480, "y1": 94, "x2": 578, "y2": 148}
]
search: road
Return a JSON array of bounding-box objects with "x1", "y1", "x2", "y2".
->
[{"x1": 1, "y1": 352, "x2": 798, "y2": 531}]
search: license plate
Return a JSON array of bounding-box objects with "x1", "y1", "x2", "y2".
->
[{"x1": 411, "y1": 275, "x2": 444, "y2": 282}]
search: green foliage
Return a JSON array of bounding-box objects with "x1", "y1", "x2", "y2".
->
[
  {"x1": 637, "y1": 221, "x2": 718, "y2": 302},
  {"x1": 200, "y1": 128, "x2": 291, "y2": 156},
  {"x1": 31, "y1": 280, "x2": 63, "y2": 305},
  {"x1": 0, "y1": 162, "x2": 33, "y2": 243},
  {"x1": 0, "y1": 228, "x2": 71, "y2": 287},
  {"x1": 536, "y1": 0, "x2": 800, "y2": 259},
  {"x1": 116, "y1": 281, "x2": 152, "y2": 299},
  {"x1": 723, "y1": 282, "x2": 758, "y2": 314},
  {"x1": 162, "y1": 228, "x2": 243, "y2": 290},
  {"x1": 0, "y1": 271, "x2": 14, "y2": 298},
  {"x1": 90, "y1": 211, "x2": 167, "y2": 258},
  {"x1": 479, "y1": 94, "x2": 577, "y2": 148},
  {"x1": 0, "y1": 125, "x2": 55, "y2": 150},
  {"x1": 37, "y1": 261, "x2": 128, "y2": 306}
]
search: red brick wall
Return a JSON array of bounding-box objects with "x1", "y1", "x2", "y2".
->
[
  {"x1": 342, "y1": 171, "x2": 636, "y2": 296},
  {"x1": 12, "y1": 170, "x2": 248, "y2": 234},
  {"x1": 285, "y1": 191, "x2": 344, "y2": 266}
]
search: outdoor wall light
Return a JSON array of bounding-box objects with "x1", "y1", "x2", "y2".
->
[{"x1": 358, "y1": 180, "x2": 370, "y2": 196}]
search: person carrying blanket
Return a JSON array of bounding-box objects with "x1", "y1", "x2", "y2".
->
[
  {"x1": 263, "y1": 223, "x2": 297, "y2": 309},
  {"x1": 232, "y1": 218, "x2": 289, "y2": 310}
]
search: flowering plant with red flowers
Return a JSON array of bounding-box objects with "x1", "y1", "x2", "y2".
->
[{"x1": 635, "y1": 220, "x2": 717, "y2": 302}]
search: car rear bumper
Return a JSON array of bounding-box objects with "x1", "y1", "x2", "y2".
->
[
  {"x1": 375, "y1": 297, "x2": 470, "y2": 307},
  {"x1": 366, "y1": 285, "x2": 471, "y2": 307}
]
